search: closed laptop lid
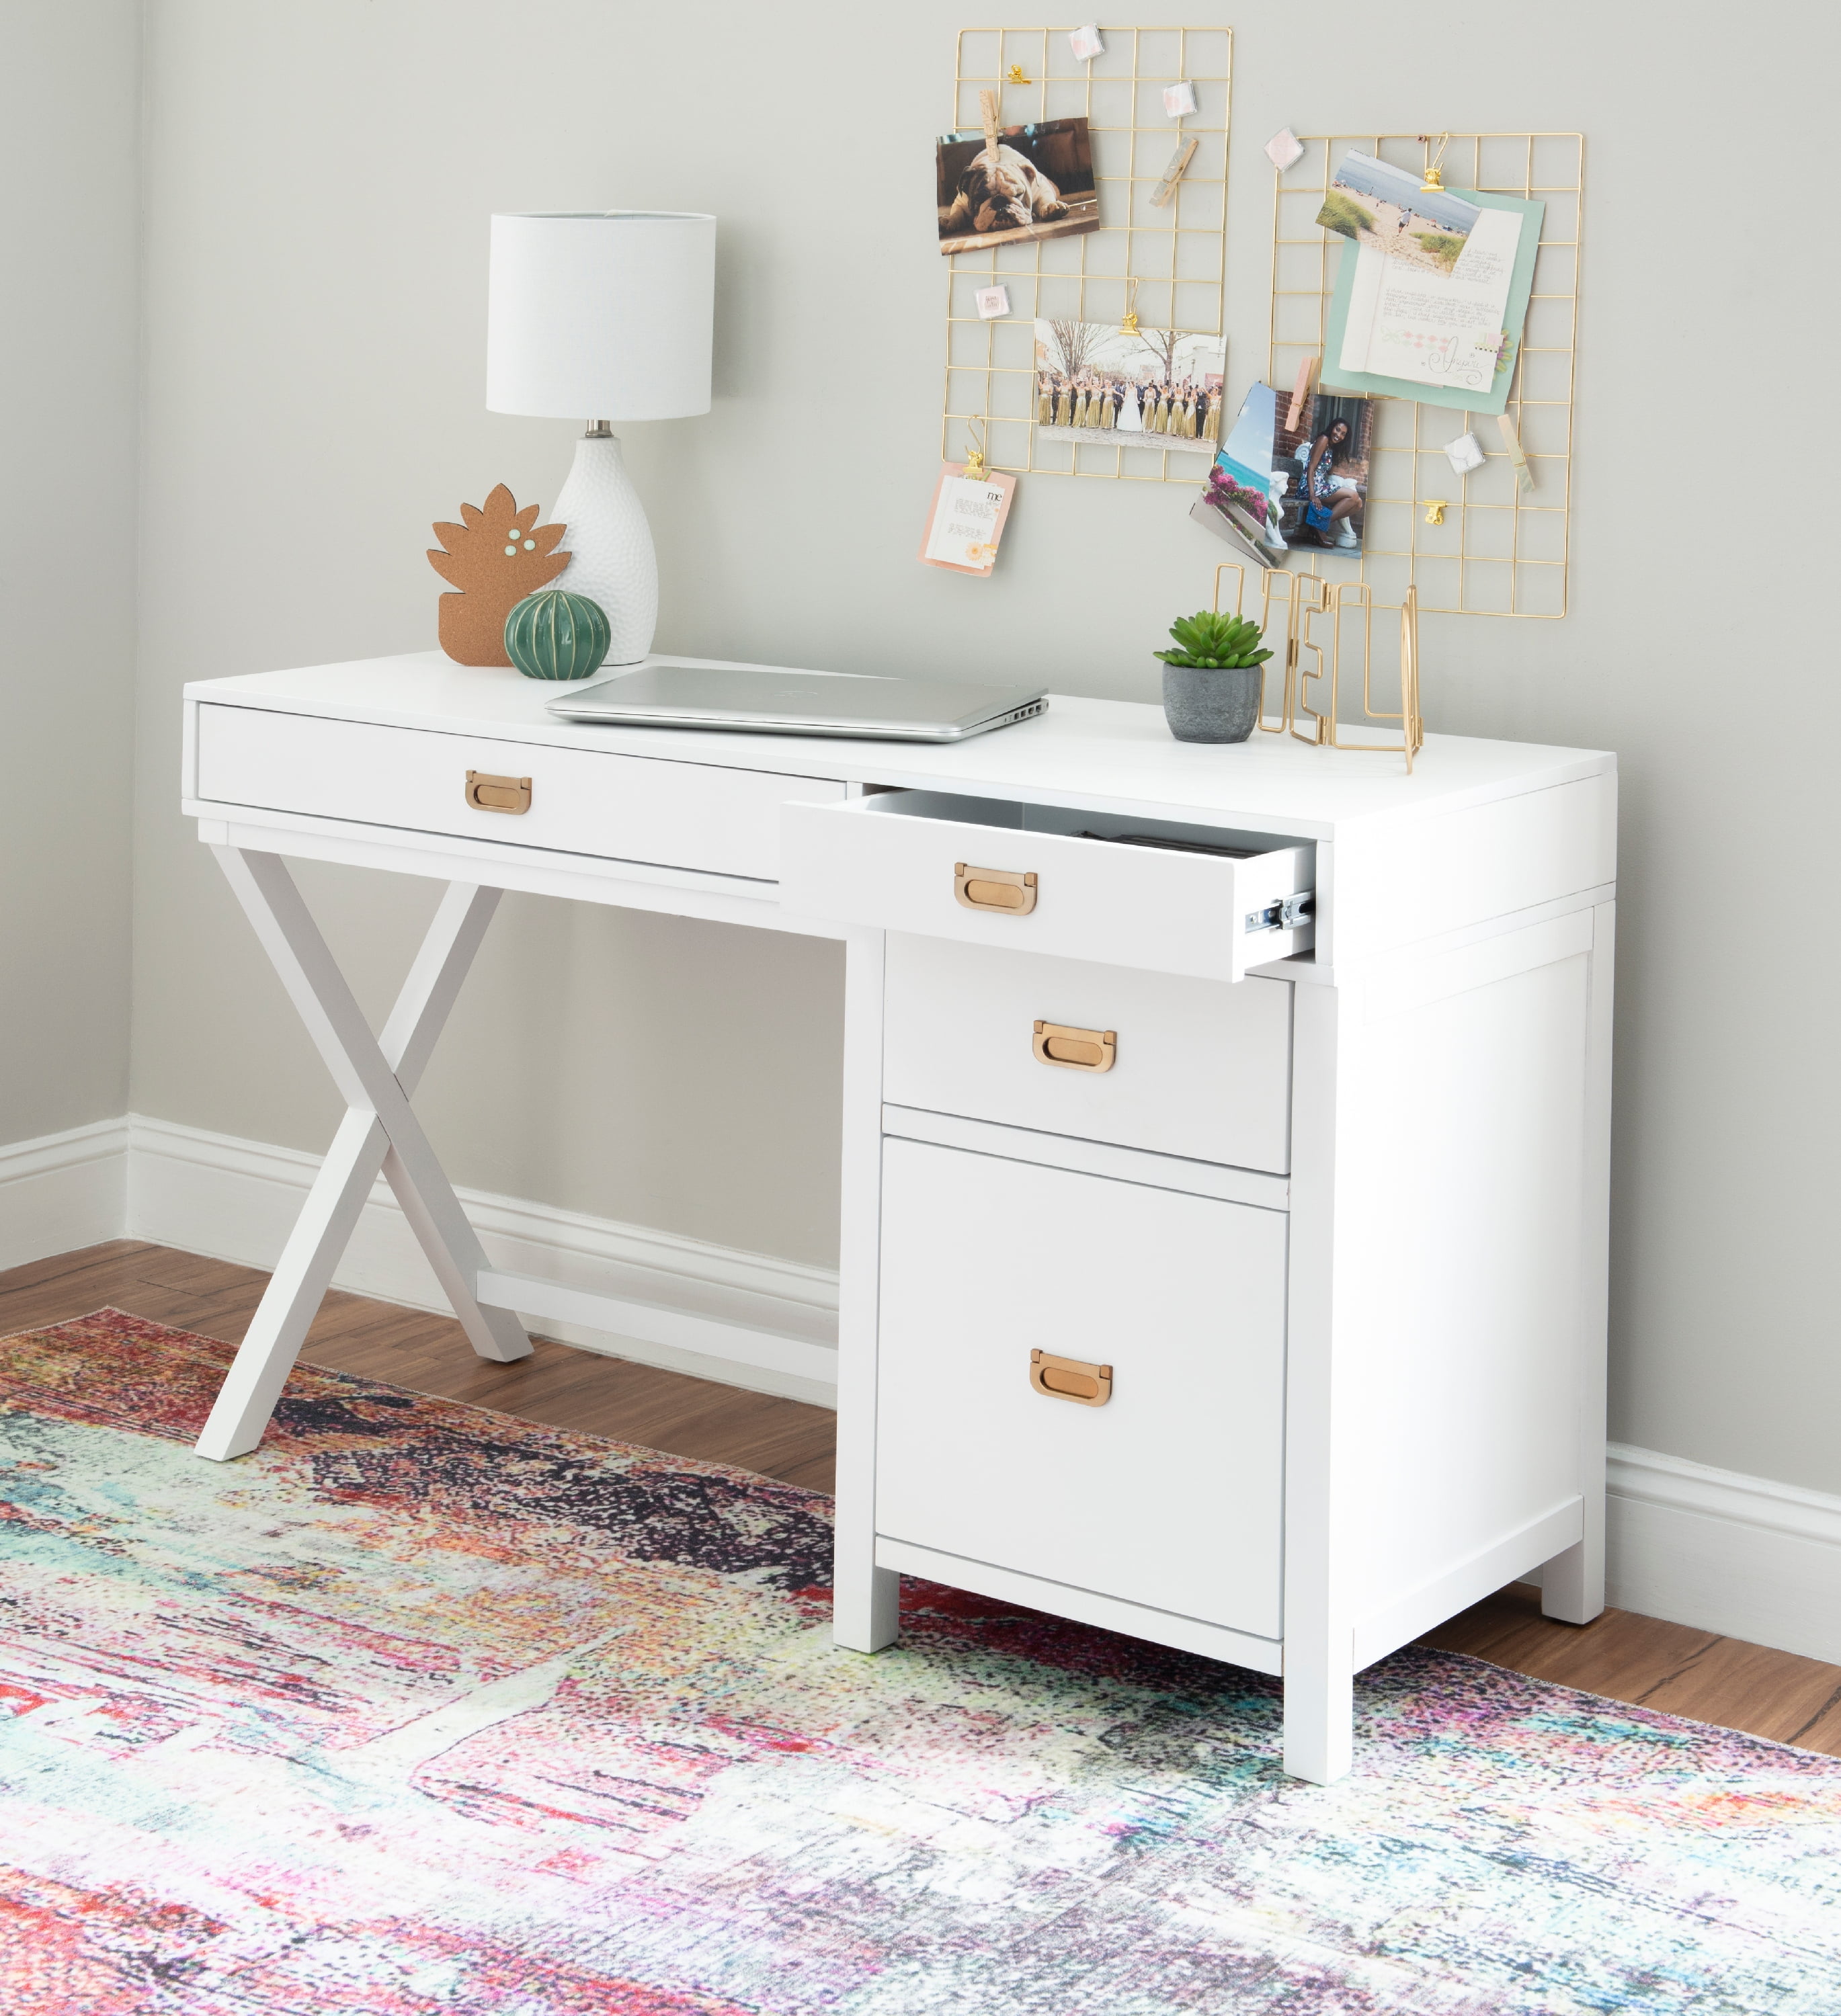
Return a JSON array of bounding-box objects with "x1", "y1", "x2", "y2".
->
[{"x1": 544, "y1": 663, "x2": 1048, "y2": 741}]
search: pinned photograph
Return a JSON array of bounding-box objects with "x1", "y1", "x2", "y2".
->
[
  {"x1": 1192, "y1": 384, "x2": 1375, "y2": 558},
  {"x1": 1032, "y1": 320, "x2": 1224, "y2": 452},
  {"x1": 974, "y1": 284, "x2": 1012, "y2": 320},
  {"x1": 1193, "y1": 382, "x2": 1289, "y2": 566},
  {"x1": 938, "y1": 117, "x2": 1098, "y2": 255},
  {"x1": 1316, "y1": 149, "x2": 1481, "y2": 275},
  {"x1": 1275, "y1": 389, "x2": 1374, "y2": 550}
]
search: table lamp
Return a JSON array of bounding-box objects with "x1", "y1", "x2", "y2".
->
[{"x1": 486, "y1": 211, "x2": 716, "y2": 666}]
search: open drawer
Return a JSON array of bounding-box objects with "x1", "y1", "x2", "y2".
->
[{"x1": 781, "y1": 790, "x2": 1315, "y2": 982}]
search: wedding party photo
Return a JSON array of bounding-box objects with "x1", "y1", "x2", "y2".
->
[
  {"x1": 1032, "y1": 320, "x2": 1225, "y2": 452},
  {"x1": 936, "y1": 117, "x2": 1098, "y2": 255}
]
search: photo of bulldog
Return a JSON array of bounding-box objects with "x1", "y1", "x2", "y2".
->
[{"x1": 937, "y1": 116, "x2": 1098, "y2": 256}]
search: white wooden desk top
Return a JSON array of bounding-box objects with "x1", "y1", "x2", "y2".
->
[{"x1": 187, "y1": 652, "x2": 1613, "y2": 843}]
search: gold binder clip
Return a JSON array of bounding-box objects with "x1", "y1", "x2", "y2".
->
[
  {"x1": 961, "y1": 418, "x2": 989, "y2": 482},
  {"x1": 1420, "y1": 132, "x2": 1450, "y2": 192},
  {"x1": 1120, "y1": 280, "x2": 1139, "y2": 335},
  {"x1": 1006, "y1": 62, "x2": 1030, "y2": 83},
  {"x1": 1424, "y1": 499, "x2": 1448, "y2": 525}
]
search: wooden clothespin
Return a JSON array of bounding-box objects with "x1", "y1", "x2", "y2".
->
[
  {"x1": 1285, "y1": 355, "x2": 1317, "y2": 433},
  {"x1": 1151, "y1": 137, "x2": 1200, "y2": 208},
  {"x1": 979, "y1": 88, "x2": 1000, "y2": 159},
  {"x1": 1496, "y1": 412, "x2": 1534, "y2": 492}
]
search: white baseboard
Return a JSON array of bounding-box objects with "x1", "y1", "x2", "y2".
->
[
  {"x1": 122, "y1": 1114, "x2": 838, "y2": 1406},
  {"x1": 0, "y1": 1117, "x2": 128, "y2": 1271},
  {"x1": 10, "y1": 1118, "x2": 1841, "y2": 1654},
  {"x1": 1607, "y1": 1442, "x2": 1841, "y2": 1667}
]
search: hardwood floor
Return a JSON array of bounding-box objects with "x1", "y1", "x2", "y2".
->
[{"x1": 5, "y1": 1241, "x2": 1838, "y2": 1759}]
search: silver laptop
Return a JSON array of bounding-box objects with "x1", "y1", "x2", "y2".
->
[{"x1": 545, "y1": 663, "x2": 1048, "y2": 742}]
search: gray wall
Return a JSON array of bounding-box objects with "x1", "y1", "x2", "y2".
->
[
  {"x1": 0, "y1": 1, "x2": 140, "y2": 1142},
  {"x1": 126, "y1": 3, "x2": 1837, "y2": 1491}
]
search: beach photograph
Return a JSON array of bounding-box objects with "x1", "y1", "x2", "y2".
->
[{"x1": 1315, "y1": 149, "x2": 1481, "y2": 276}]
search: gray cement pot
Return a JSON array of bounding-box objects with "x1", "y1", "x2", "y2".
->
[{"x1": 1160, "y1": 660, "x2": 1262, "y2": 743}]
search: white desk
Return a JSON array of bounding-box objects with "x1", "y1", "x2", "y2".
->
[{"x1": 181, "y1": 650, "x2": 1616, "y2": 1783}]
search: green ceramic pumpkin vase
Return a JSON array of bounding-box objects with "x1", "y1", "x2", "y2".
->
[{"x1": 503, "y1": 589, "x2": 612, "y2": 681}]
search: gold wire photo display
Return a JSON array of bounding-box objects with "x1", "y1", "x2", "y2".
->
[
  {"x1": 941, "y1": 26, "x2": 1232, "y2": 486},
  {"x1": 1270, "y1": 130, "x2": 1582, "y2": 619}
]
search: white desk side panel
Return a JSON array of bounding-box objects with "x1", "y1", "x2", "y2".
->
[
  {"x1": 1330, "y1": 772, "x2": 1615, "y2": 968},
  {"x1": 1338, "y1": 913, "x2": 1596, "y2": 1659}
]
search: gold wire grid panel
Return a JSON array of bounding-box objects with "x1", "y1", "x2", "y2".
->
[
  {"x1": 942, "y1": 26, "x2": 1231, "y2": 485},
  {"x1": 1213, "y1": 562, "x2": 1423, "y2": 773},
  {"x1": 1269, "y1": 132, "x2": 1582, "y2": 619}
]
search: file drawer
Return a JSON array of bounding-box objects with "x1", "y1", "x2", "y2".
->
[
  {"x1": 874, "y1": 1138, "x2": 1286, "y2": 1639},
  {"x1": 194, "y1": 704, "x2": 847, "y2": 880},
  {"x1": 781, "y1": 790, "x2": 1315, "y2": 982},
  {"x1": 883, "y1": 933, "x2": 1292, "y2": 1172}
]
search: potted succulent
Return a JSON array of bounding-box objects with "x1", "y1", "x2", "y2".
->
[{"x1": 1153, "y1": 610, "x2": 1274, "y2": 744}]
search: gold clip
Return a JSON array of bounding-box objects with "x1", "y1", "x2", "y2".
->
[
  {"x1": 1424, "y1": 500, "x2": 1447, "y2": 526},
  {"x1": 1120, "y1": 280, "x2": 1139, "y2": 335},
  {"x1": 961, "y1": 417, "x2": 988, "y2": 482},
  {"x1": 1006, "y1": 62, "x2": 1029, "y2": 83},
  {"x1": 1420, "y1": 131, "x2": 1450, "y2": 192}
]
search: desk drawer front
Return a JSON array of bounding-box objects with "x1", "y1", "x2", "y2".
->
[
  {"x1": 782, "y1": 791, "x2": 1313, "y2": 982},
  {"x1": 195, "y1": 705, "x2": 847, "y2": 880},
  {"x1": 885, "y1": 934, "x2": 1292, "y2": 1172},
  {"x1": 875, "y1": 1139, "x2": 1286, "y2": 1638}
]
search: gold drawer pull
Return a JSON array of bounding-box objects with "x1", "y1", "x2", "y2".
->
[
  {"x1": 955, "y1": 862, "x2": 1037, "y2": 914},
  {"x1": 465, "y1": 770, "x2": 532, "y2": 814},
  {"x1": 1030, "y1": 1349, "x2": 1112, "y2": 1406},
  {"x1": 1033, "y1": 1021, "x2": 1116, "y2": 1073}
]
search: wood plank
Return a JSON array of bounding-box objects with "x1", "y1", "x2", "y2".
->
[
  {"x1": 0, "y1": 1240, "x2": 834, "y2": 1492},
  {"x1": 7, "y1": 1243, "x2": 1839, "y2": 1756},
  {"x1": 1420, "y1": 1582, "x2": 1841, "y2": 1758}
]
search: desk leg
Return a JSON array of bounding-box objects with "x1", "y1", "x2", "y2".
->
[
  {"x1": 1543, "y1": 898, "x2": 1614, "y2": 1625},
  {"x1": 194, "y1": 855, "x2": 532, "y2": 1462},
  {"x1": 1282, "y1": 978, "x2": 1354, "y2": 1783},
  {"x1": 832, "y1": 925, "x2": 898, "y2": 1652}
]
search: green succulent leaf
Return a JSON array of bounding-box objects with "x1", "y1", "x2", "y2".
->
[{"x1": 1157, "y1": 607, "x2": 1271, "y2": 669}]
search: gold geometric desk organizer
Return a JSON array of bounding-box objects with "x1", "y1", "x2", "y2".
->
[{"x1": 1213, "y1": 562, "x2": 1422, "y2": 773}]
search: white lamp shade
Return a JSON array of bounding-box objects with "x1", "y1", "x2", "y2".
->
[{"x1": 486, "y1": 212, "x2": 714, "y2": 421}]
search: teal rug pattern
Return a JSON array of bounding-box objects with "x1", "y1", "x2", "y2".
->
[{"x1": 3, "y1": 1310, "x2": 1839, "y2": 2014}]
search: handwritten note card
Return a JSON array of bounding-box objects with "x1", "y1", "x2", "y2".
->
[
  {"x1": 1340, "y1": 208, "x2": 1524, "y2": 396},
  {"x1": 919, "y1": 463, "x2": 1016, "y2": 575}
]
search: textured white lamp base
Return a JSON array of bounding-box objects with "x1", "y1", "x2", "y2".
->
[{"x1": 550, "y1": 432, "x2": 658, "y2": 665}]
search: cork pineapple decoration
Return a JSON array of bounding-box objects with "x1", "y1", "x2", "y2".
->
[{"x1": 427, "y1": 485, "x2": 569, "y2": 665}]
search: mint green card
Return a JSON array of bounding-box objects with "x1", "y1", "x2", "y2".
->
[{"x1": 1319, "y1": 187, "x2": 1546, "y2": 416}]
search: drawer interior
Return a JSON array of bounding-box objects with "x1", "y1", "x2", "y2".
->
[{"x1": 862, "y1": 788, "x2": 1313, "y2": 866}]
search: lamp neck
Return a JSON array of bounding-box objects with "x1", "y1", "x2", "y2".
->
[{"x1": 584, "y1": 419, "x2": 613, "y2": 438}]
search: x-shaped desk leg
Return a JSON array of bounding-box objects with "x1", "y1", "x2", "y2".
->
[{"x1": 194, "y1": 848, "x2": 532, "y2": 1462}]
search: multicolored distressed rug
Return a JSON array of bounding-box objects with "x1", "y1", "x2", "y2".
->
[{"x1": 2, "y1": 1310, "x2": 1839, "y2": 2015}]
